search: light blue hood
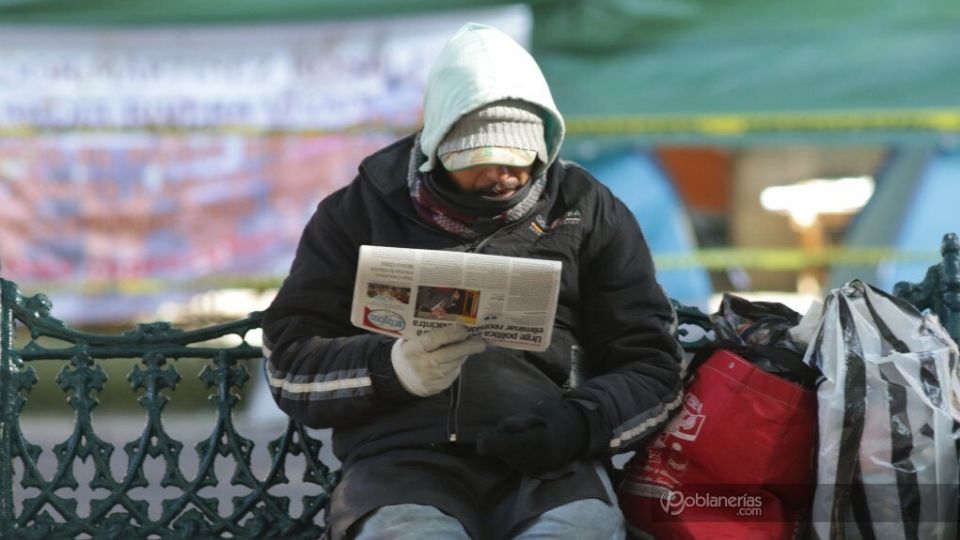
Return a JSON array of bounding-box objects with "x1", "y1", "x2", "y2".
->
[{"x1": 419, "y1": 23, "x2": 565, "y2": 174}]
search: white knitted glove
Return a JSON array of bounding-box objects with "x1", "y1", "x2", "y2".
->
[{"x1": 390, "y1": 324, "x2": 487, "y2": 397}]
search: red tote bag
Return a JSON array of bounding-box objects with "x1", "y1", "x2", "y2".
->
[{"x1": 619, "y1": 349, "x2": 817, "y2": 540}]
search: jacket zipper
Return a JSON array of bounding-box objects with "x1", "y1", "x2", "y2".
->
[
  {"x1": 369, "y1": 158, "x2": 552, "y2": 444},
  {"x1": 467, "y1": 215, "x2": 533, "y2": 253},
  {"x1": 443, "y1": 214, "x2": 539, "y2": 443},
  {"x1": 447, "y1": 369, "x2": 464, "y2": 442}
]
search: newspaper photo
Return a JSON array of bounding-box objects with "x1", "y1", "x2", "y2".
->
[{"x1": 350, "y1": 245, "x2": 562, "y2": 352}]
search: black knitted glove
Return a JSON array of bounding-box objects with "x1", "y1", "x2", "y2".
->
[{"x1": 475, "y1": 399, "x2": 591, "y2": 475}]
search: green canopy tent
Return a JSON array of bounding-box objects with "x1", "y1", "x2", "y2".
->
[{"x1": 534, "y1": 0, "x2": 960, "y2": 145}]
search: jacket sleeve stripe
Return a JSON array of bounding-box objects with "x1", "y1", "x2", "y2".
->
[
  {"x1": 609, "y1": 390, "x2": 683, "y2": 449},
  {"x1": 269, "y1": 374, "x2": 373, "y2": 394},
  {"x1": 266, "y1": 360, "x2": 373, "y2": 400}
]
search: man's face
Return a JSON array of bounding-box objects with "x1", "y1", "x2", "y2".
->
[{"x1": 446, "y1": 164, "x2": 532, "y2": 199}]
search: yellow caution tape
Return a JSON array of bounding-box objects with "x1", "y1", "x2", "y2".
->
[
  {"x1": 1, "y1": 109, "x2": 959, "y2": 136},
  {"x1": 653, "y1": 247, "x2": 939, "y2": 271},
  {"x1": 16, "y1": 248, "x2": 942, "y2": 296},
  {"x1": 567, "y1": 108, "x2": 960, "y2": 136}
]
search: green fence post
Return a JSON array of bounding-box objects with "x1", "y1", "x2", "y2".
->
[
  {"x1": 1, "y1": 279, "x2": 15, "y2": 539},
  {"x1": 894, "y1": 232, "x2": 960, "y2": 344}
]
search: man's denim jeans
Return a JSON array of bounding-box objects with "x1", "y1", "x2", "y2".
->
[{"x1": 352, "y1": 499, "x2": 626, "y2": 539}]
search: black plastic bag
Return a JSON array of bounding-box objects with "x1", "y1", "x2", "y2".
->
[{"x1": 707, "y1": 293, "x2": 820, "y2": 389}]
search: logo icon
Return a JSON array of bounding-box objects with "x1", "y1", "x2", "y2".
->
[
  {"x1": 659, "y1": 490, "x2": 685, "y2": 516},
  {"x1": 364, "y1": 308, "x2": 405, "y2": 333}
]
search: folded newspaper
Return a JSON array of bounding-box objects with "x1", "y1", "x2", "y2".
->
[{"x1": 350, "y1": 245, "x2": 561, "y2": 351}]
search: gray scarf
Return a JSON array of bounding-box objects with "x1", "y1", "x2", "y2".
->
[{"x1": 406, "y1": 134, "x2": 545, "y2": 239}]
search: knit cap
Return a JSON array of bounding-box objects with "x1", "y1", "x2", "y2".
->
[{"x1": 438, "y1": 100, "x2": 547, "y2": 172}]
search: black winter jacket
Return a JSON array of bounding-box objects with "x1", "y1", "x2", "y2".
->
[{"x1": 262, "y1": 134, "x2": 682, "y2": 466}]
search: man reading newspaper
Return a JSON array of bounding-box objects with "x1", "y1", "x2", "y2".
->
[{"x1": 262, "y1": 23, "x2": 681, "y2": 540}]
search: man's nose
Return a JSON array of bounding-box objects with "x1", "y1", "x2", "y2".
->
[{"x1": 481, "y1": 165, "x2": 510, "y2": 180}]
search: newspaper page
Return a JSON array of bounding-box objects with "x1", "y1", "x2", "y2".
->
[{"x1": 350, "y1": 245, "x2": 562, "y2": 352}]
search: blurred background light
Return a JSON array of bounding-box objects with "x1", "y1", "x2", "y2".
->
[{"x1": 760, "y1": 176, "x2": 876, "y2": 228}]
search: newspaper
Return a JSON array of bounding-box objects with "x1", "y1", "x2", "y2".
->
[{"x1": 350, "y1": 245, "x2": 562, "y2": 352}]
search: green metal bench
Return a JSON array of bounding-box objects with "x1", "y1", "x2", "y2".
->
[{"x1": 1, "y1": 233, "x2": 957, "y2": 538}]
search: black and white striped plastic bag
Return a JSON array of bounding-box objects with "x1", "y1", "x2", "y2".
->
[{"x1": 805, "y1": 280, "x2": 960, "y2": 540}]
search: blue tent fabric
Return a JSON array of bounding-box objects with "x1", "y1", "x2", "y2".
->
[
  {"x1": 579, "y1": 150, "x2": 713, "y2": 308},
  {"x1": 877, "y1": 148, "x2": 960, "y2": 293},
  {"x1": 826, "y1": 148, "x2": 927, "y2": 290}
]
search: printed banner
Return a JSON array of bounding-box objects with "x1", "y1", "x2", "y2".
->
[
  {"x1": 0, "y1": 10, "x2": 528, "y2": 131},
  {"x1": 0, "y1": 9, "x2": 529, "y2": 322},
  {"x1": 0, "y1": 133, "x2": 392, "y2": 285}
]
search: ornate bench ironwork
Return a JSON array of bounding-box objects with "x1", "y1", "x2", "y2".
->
[{"x1": 1, "y1": 233, "x2": 956, "y2": 538}]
